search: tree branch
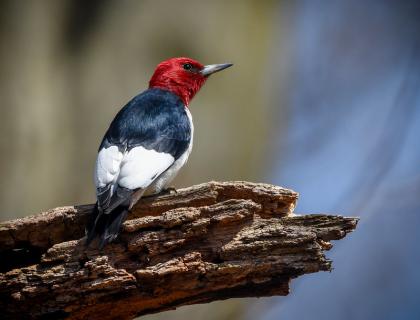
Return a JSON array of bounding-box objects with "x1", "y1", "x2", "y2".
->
[{"x1": 0, "y1": 181, "x2": 358, "y2": 320}]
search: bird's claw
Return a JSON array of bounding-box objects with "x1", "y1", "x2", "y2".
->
[{"x1": 162, "y1": 186, "x2": 177, "y2": 195}]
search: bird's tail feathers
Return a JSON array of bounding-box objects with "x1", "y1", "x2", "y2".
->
[
  {"x1": 85, "y1": 203, "x2": 128, "y2": 249},
  {"x1": 85, "y1": 203, "x2": 101, "y2": 247},
  {"x1": 98, "y1": 207, "x2": 128, "y2": 249}
]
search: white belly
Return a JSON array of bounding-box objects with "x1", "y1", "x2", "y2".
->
[{"x1": 145, "y1": 107, "x2": 193, "y2": 195}]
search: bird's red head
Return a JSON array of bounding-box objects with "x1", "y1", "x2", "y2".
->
[{"x1": 149, "y1": 57, "x2": 233, "y2": 106}]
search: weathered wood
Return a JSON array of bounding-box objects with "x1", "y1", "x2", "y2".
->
[{"x1": 0, "y1": 181, "x2": 358, "y2": 320}]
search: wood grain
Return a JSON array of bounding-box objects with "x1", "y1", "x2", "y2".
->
[{"x1": 0, "y1": 181, "x2": 358, "y2": 320}]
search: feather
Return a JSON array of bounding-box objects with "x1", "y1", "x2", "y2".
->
[{"x1": 88, "y1": 88, "x2": 193, "y2": 247}]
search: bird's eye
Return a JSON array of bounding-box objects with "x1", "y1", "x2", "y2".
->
[{"x1": 183, "y1": 63, "x2": 193, "y2": 71}]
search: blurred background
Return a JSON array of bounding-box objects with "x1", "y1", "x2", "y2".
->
[{"x1": 1, "y1": 1, "x2": 419, "y2": 319}]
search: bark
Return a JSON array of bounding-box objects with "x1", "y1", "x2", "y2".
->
[{"x1": 0, "y1": 181, "x2": 358, "y2": 320}]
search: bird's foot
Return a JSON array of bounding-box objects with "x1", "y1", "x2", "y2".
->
[{"x1": 161, "y1": 186, "x2": 178, "y2": 195}]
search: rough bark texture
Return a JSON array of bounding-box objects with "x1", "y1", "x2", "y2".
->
[{"x1": 0, "y1": 181, "x2": 358, "y2": 320}]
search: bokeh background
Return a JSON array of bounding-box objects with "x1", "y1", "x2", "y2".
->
[{"x1": 1, "y1": 1, "x2": 419, "y2": 319}]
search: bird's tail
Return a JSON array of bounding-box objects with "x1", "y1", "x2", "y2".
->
[{"x1": 85, "y1": 203, "x2": 128, "y2": 249}]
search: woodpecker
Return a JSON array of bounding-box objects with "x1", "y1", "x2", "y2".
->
[{"x1": 86, "y1": 57, "x2": 232, "y2": 247}]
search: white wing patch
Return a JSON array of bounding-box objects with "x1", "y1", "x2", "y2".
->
[
  {"x1": 94, "y1": 145, "x2": 123, "y2": 188},
  {"x1": 117, "y1": 146, "x2": 174, "y2": 189},
  {"x1": 94, "y1": 145, "x2": 175, "y2": 191}
]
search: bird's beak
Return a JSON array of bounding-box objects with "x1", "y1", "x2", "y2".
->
[{"x1": 200, "y1": 63, "x2": 233, "y2": 76}]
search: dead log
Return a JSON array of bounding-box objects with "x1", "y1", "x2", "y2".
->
[{"x1": 0, "y1": 181, "x2": 358, "y2": 320}]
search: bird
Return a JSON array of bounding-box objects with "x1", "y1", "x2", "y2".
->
[{"x1": 85, "y1": 57, "x2": 233, "y2": 248}]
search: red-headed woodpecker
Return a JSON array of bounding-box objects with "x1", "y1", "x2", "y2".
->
[{"x1": 86, "y1": 57, "x2": 233, "y2": 247}]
